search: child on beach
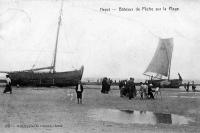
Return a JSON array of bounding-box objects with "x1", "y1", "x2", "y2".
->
[{"x1": 75, "y1": 81, "x2": 84, "y2": 104}]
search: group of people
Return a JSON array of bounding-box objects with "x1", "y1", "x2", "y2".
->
[
  {"x1": 119, "y1": 78, "x2": 156, "y2": 100},
  {"x1": 139, "y1": 82, "x2": 155, "y2": 99},
  {"x1": 184, "y1": 81, "x2": 196, "y2": 92},
  {"x1": 119, "y1": 78, "x2": 137, "y2": 100},
  {"x1": 5, "y1": 75, "x2": 198, "y2": 105},
  {"x1": 101, "y1": 77, "x2": 112, "y2": 94}
]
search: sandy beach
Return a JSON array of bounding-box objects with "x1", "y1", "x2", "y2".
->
[{"x1": 0, "y1": 85, "x2": 200, "y2": 133}]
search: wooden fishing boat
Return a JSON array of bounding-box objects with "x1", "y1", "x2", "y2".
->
[
  {"x1": 143, "y1": 38, "x2": 182, "y2": 88},
  {"x1": 0, "y1": 0, "x2": 84, "y2": 87}
]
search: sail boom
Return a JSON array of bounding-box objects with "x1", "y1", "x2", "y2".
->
[
  {"x1": 143, "y1": 72, "x2": 165, "y2": 79},
  {"x1": 0, "y1": 66, "x2": 54, "y2": 73}
]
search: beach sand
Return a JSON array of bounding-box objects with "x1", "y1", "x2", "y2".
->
[{"x1": 0, "y1": 85, "x2": 199, "y2": 133}]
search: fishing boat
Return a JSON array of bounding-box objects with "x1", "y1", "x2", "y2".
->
[
  {"x1": 143, "y1": 38, "x2": 182, "y2": 88},
  {"x1": 0, "y1": 0, "x2": 84, "y2": 87}
]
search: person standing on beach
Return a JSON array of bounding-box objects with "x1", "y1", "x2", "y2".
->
[
  {"x1": 75, "y1": 81, "x2": 84, "y2": 104},
  {"x1": 186, "y1": 82, "x2": 190, "y2": 92},
  {"x1": 101, "y1": 77, "x2": 107, "y2": 94},
  {"x1": 192, "y1": 81, "x2": 196, "y2": 92},
  {"x1": 119, "y1": 80, "x2": 124, "y2": 97},
  {"x1": 106, "y1": 78, "x2": 112, "y2": 93},
  {"x1": 127, "y1": 78, "x2": 136, "y2": 100},
  {"x1": 139, "y1": 82, "x2": 144, "y2": 99},
  {"x1": 132, "y1": 78, "x2": 136, "y2": 98},
  {"x1": 184, "y1": 83, "x2": 187, "y2": 92},
  {"x1": 3, "y1": 75, "x2": 12, "y2": 94},
  {"x1": 148, "y1": 84, "x2": 154, "y2": 99},
  {"x1": 143, "y1": 82, "x2": 148, "y2": 99}
]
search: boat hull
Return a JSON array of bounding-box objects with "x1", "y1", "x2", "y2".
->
[
  {"x1": 8, "y1": 67, "x2": 84, "y2": 87},
  {"x1": 147, "y1": 79, "x2": 182, "y2": 88}
]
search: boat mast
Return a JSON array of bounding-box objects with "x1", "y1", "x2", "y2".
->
[
  {"x1": 168, "y1": 59, "x2": 171, "y2": 80},
  {"x1": 167, "y1": 39, "x2": 173, "y2": 80},
  {"x1": 52, "y1": 0, "x2": 64, "y2": 73}
]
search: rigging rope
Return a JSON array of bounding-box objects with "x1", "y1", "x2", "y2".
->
[{"x1": 32, "y1": 21, "x2": 57, "y2": 69}]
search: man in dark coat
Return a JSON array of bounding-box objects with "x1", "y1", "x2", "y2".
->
[
  {"x1": 127, "y1": 78, "x2": 136, "y2": 100},
  {"x1": 119, "y1": 80, "x2": 124, "y2": 97},
  {"x1": 75, "y1": 81, "x2": 84, "y2": 104},
  {"x1": 148, "y1": 84, "x2": 154, "y2": 99},
  {"x1": 106, "y1": 78, "x2": 112, "y2": 93},
  {"x1": 3, "y1": 75, "x2": 12, "y2": 94},
  {"x1": 186, "y1": 82, "x2": 190, "y2": 92},
  {"x1": 192, "y1": 81, "x2": 196, "y2": 92},
  {"x1": 101, "y1": 77, "x2": 107, "y2": 93}
]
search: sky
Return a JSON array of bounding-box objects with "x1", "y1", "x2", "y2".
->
[{"x1": 0, "y1": 0, "x2": 200, "y2": 80}]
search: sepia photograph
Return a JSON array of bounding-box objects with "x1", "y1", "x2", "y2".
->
[{"x1": 0, "y1": 0, "x2": 200, "y2": 132}]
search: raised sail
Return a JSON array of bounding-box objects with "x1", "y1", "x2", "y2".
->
[{"x1": 144, "y1": 38, "x2": 174, "y2": 78}]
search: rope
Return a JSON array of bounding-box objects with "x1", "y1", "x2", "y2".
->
[{"x1": 32, "y1": 21, "x2": 57, "y2": 69}]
